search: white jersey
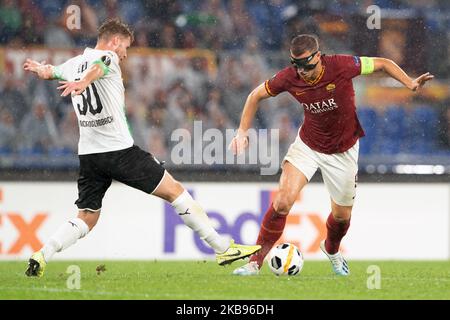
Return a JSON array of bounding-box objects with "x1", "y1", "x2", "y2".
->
[{"x1": 54, "y1": 48, "x2": 134, "y2": 155}]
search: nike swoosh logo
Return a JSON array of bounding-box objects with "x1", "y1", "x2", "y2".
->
[
  {"x1": 295, "y1": 91, "x2": 306, "y2": 96},
  {"x1": 179, "y1": 209, "x2": 191, "y2": 216},
  {"x1": 222, "y1": 250, "x2": 241, "y2": 257}
]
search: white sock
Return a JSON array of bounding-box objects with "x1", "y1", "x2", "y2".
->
[
  {"x1": 40, "y1": 218, "x2": 89, "y2": 262},
  {"x1": 171, "y1": 190, "x2": 230, "y2": 253}
]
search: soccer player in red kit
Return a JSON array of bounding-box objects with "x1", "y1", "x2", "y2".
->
[{"x1": 230, "y1": 34, "x2": 434, "y2": 276}]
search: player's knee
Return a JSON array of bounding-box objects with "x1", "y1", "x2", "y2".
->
[
  {"x1": 153, "y1": 172, "x2": 185, "y2": 202},
  {"x1": 273, "y1": 194, "x2": 294, "y2": 215},
  {"x1": 78, "y1": 210, "x2": 100, "y2": 231},
  {"x1": 332, "y1": 208, "x2": 352, "y2": 222},
  {"x1": 172, "y1": 180, "x2": 185, "y2": 194},
  {"x1": 165, "y1": 179, "x2": 185, "y2": 202},
  {"x1": 167, "y1": 181, "x2": 185, "y2": 203}
]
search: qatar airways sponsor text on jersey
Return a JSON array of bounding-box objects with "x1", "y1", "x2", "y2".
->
[{"x1": 301, "y1": 98, "x2": 338, "y2": 114}]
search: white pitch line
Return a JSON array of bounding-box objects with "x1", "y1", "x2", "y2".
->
[
  {"x1": 380, "y1": 277, "x2": 450, "y2": 282},
  {"x1": 297, "y1": 276, "x2": 450, "y2": 282},
  {"x1": 0, "y1": 286, "x2": 275, "y2": 300},
  {"x1": 0, "y1": 286, "x2": 193, "y2": 299}
]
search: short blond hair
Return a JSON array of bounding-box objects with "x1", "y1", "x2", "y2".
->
[{"x1": 98, "y1": 18, "x2": 134, "y2": 43}]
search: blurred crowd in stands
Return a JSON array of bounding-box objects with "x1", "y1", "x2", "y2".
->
[{"x1": 0, "y1": 0, "x2": 450, "y2": 169}]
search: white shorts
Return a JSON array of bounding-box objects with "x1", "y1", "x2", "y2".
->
[{"x1": 283, "y1": 136, "x2": 359, "y2": 206}]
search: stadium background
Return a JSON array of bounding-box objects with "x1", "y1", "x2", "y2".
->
[{"x1": 0, "y1": 0, "x2": 449, "y2": 263}]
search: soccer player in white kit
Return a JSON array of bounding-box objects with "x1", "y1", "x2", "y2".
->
[{"x1": 23, "y1": 19, "x2": 260, "y2": 277}]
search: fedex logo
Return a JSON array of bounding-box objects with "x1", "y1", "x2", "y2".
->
[
  {"x1": 164, "y1": 190, "x2": 328, "y2": 255},
  {"x1": 0, "y1": 213, "x2": 47, "y2": 254}
]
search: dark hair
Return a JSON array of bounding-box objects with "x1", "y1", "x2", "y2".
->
[
  {"x1": 290, "y1": 34, "x2": 319, "y2": 56},
  {"x1": 98, "y1": 18, "x2": 134, "y2": 43}
]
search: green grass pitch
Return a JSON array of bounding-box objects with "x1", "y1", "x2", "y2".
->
[{"x1": 0, "y1": 260, "x2": 449, "y2": 299}]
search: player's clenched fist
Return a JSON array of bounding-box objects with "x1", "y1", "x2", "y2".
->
[{"x1": 229, "y1": 130, "x2": 249, "y2": 155}]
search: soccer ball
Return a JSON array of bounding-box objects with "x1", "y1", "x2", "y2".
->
[{"x1": 268, "y1": 243, "x2": 304, "y2": 276}]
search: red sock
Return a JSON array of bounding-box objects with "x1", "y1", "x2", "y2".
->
[
  {"x1": 250, "y1": 204, "x2": 286, "y2": 268},
  {"x1": 325, "y1": 213, "x2": 350, "y2": 254}
]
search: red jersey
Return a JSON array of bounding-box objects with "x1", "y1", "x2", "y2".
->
[{"x1": 265, "y1": 54, "x2": 365, "y2": 154}]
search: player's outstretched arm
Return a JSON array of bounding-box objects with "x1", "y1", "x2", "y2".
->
[
  {"x1": 229, "y1": 83, "x2": 271, "y2": 155},
  {"x1": 372, "y1": 57, "x2": 434, "y2": 92},
  {"x1": 23, "y1": 59, "x2": 56, "y2": 80},
  {"x1": 57, "y1": 63, "x2": 105, "y2": 97}
]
